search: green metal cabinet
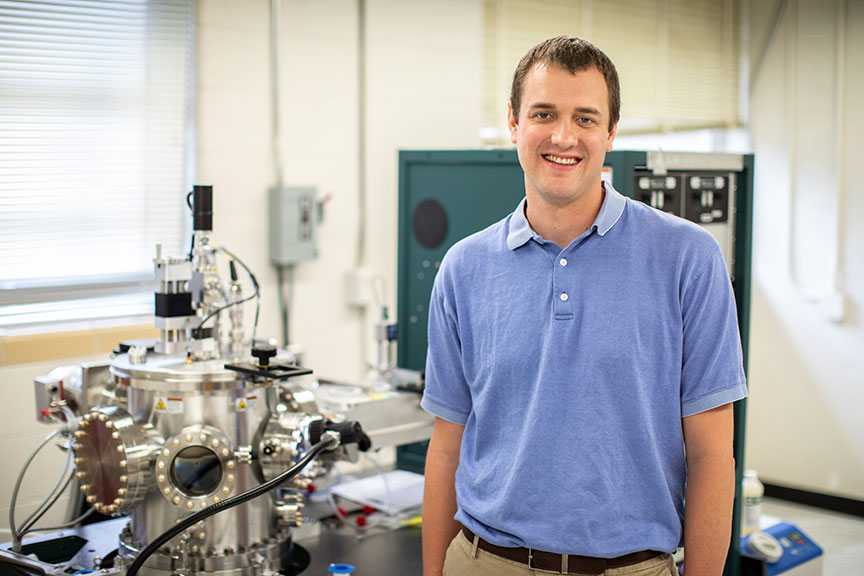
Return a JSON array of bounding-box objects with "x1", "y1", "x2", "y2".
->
[{"x1": 397, "y1": 149, "x2": 753, "y2": 576}]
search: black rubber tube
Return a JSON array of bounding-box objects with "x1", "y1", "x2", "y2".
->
[{"x1": 125, "y1": 435, "x2": 337, "y2": 576}]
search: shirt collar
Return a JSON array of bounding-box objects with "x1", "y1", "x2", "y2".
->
[{"x1": 506, "y1": 181, "x2": 626, "y2": 251}]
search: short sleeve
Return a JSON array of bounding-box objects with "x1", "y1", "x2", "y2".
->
[
  {"x1": 420, "y1": 256, "x2": 472, "y2": 425},
  {"x1": 680, "y1": 246, "x2": 748, "y2": 417}
]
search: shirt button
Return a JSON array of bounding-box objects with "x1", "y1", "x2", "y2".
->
[
  {"x1": 560, "y1": 293, "x2": 568, "y2": 301},
  {"x1": 559, "y1": 258, "x2": 568, "y2": 267}
]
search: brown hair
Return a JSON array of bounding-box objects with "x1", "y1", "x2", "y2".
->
[{"x1": 510, "y1": 36, "x2": 620, "y2": 130}]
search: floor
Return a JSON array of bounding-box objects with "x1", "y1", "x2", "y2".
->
[{"x1": 761, "y1": 497, "x2": 864, "y2": 576}]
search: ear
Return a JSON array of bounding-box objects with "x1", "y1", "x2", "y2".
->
[
  {"x1": 507, "y1": 102, "x2": 518, "y2": 144},
  {"x1": 606, "y1": 122, "x2": 618, "y2": 152}
]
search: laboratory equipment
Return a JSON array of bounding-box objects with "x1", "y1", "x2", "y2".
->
[
  {"x1": 740, "y1": 522, "x2": 824, "y2": 576},
  {"x1": 2, "y1": 186, "x2": 370, "y2": 576},
  {"x1": 743, "y1": 470, "x2": 766, "y2": 535}
]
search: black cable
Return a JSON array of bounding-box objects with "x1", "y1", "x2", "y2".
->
[
  {"x1": 125, "y1": 435, "x2": 338, "y2": 576},
  {"x1": 194, "y1": 247, "x2": 261, "y2": 341},
  {"x1": 18, "y1": 471, "x2": 74, "y2": 537},
  {"x1": 22, "y1": 507, "x2": 95, "y2": 535},
  {"x1": 9, "y1": 430, "x2": 63, "y2": 552}
]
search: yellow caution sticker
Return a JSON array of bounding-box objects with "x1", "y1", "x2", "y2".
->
[
  {"x1": 154, "y1": 396, "x2": 184, "y2": 413},
  {"x1": 235, "y1": 398, "x2": 247, "y2": 412}
]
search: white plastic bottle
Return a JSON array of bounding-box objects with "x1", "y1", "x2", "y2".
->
[{"x1": 742, "y1": 469, "x2": 764, "y2": 535}]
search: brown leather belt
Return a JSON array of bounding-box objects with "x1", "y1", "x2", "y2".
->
[{"x1": 461, "y1": 526, "x2": 662, "y2": 575}]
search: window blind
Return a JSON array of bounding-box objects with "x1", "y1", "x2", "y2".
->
[
  {"x1": 482, "y1": 0, "x2": 739, "y2": 138},
  {"x1": 0, "y1": 0, "x2": 194, "y2": 327}
]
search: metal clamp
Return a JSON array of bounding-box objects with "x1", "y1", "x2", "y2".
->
[{"x1": 234, "y1": 445, "x2": 253, "y2": 464}]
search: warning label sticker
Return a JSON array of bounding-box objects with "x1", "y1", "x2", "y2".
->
[
  {"x1": 154, "y1": 396, "x2": 184, "y2": 413},
  {"x1": 236, "y1": 395, "x2": 258, "y2": 412}
]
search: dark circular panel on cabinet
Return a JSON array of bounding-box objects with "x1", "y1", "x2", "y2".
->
[{"x1": 412, "y1": 198, "x2": 448, "y2": 249}]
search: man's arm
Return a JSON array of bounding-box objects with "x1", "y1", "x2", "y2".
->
[
  {"x1": 682, "y1": 402, "x2": 736, "y2": 576},
  {"x1": 422, "y1": 417, "x2": 465, "y2": 576}
]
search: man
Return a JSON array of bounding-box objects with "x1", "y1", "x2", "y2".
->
[{"x1": 421, "y1": 36, "x2": 747, "y2": 576}]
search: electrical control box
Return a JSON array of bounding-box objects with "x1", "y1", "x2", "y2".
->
[
  {"x1": 605, "y1": 151, "x2": 745, "y2": 278},
  {"x1": 269, "y1": 186, "x2": 318, "y2": 265}
]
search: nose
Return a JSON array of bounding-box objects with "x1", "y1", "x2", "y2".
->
[{"x1": 550, "y1": 119, "x2": 578, "y2": 148}]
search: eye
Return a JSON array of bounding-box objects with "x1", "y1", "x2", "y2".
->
[
  {"x1": 535, "y1": 112, "x2": 552, "y2": 120},
  {"x1": 576, "y1": 116, "x2": 595, "y2": 125}
]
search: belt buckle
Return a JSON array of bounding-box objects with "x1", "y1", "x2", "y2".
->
[{"x1": 527, "y1": 549, "x2": 568, "y2": 574}]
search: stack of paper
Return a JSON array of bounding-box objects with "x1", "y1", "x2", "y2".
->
[{"x1": 330, "y1": 470, "x2": 425, "y2": 515}]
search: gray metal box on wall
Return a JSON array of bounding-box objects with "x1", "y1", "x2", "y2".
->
[{"x1": 269, "y1": 187, "x2": 318, "y2": 265}]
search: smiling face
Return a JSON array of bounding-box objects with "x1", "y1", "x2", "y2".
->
[{"x1": 508, "y1": 63, "x2": 617, "y2": 211}]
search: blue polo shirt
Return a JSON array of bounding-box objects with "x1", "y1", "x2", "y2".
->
[{"x1": 421, "y1": 183, "x2": 747, "y2": 557}]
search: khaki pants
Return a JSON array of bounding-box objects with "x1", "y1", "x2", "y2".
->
[{"x1": 443, "y1": 530, "x2": 678, "y2": 576}]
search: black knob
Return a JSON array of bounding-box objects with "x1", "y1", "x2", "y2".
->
[{"x1": 251, "y1": 345, "x2": 277, "y2": 368}]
